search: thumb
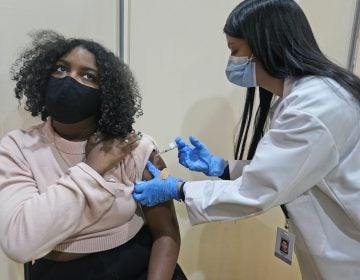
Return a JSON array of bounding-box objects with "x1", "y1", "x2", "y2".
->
[
  {"x1": 189, "y1": 136, "x2": 207, "y2": 150},
  {"x1": 132, "y1": 192, "x2": 144, "y2": 202},
  {"x1": 133, "y1": 180, "x2": 146, "y2": 193},
  {"x1": 175, "y1": 136, "x2": 187, "y2": 149},
  {"x1": 146, "y1": 161, "x2": 161, "y2": 178}
]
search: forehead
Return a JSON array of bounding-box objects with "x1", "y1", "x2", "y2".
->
[
  {"x1": 226, "y1": 35, "x2": 251, "y2": 50},
  {"x1": 59, "y1": 47, "x2": 97, "y2": 68}
]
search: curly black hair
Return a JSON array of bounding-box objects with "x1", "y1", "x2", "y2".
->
[{"x1": 10, "y1": 30, "x2": 143, "y2": 137}]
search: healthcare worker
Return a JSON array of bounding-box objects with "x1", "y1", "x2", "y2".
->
[{"x1": 133, "y1": 0, "x2": 360, "y2": 279}]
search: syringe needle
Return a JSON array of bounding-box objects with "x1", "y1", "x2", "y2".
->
[{"x1": 159, "y1": 142, "x2": 177, "y2": 154}]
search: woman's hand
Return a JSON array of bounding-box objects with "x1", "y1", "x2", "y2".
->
[
  {"x1": 176, "y1": 136, "x2": 225, "y2": 176},
  {"x1": 133, "y1": 161, "x2": 182, "y2": 207},
  {"x1": 85, "y1": 131, "x2": 140, "y2": 175}
]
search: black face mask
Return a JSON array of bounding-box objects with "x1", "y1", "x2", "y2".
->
[{"x1": 45, "y1": 76, "x2": 101, "y2": 124}]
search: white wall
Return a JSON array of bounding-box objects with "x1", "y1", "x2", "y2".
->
[
  {"x1": 355, "y1": 31, "x2": 360, "y2": 76},
  {"x1": 298, "y1": 0, "x2": 357, "y2": 67},
  {"x1": 0, "y1": 0, "x2": 118, "y2": 278}
]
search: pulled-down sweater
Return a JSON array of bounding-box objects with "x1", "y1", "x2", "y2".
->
[{"x1": 0, "y1": 120, "x2": 156, "y2": 262}]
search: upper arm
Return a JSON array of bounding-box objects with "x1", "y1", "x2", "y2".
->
[
  {"x1": 142, "y1": 149, "x2": 166, "y2": 180},
  {"x1": 141, "y1": 150, "x2": 180, "y2": 238}
]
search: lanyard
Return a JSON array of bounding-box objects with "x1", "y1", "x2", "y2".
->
[{"x1": 280, "y1": 204, "x2": 289, "y2": 229}]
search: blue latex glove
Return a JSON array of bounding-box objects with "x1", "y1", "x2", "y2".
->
[
  {"x1": 175, "y1": 136, "x2": 225, "y2": 176},
  {"x1": 132, "y1": 161, "x2": 182, "y2": 207}
]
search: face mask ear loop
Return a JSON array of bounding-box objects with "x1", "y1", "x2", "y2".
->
[{"x1": 249, "y1": 54, "x2": 256, "y2": 62}]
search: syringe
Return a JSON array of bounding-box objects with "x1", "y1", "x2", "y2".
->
[{"x1": 159, "y1": 142, "x2": 178, "y2": 154}]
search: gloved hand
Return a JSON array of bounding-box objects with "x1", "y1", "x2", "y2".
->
[
  {"x1": 132, "y1": 161, "x2": 183, "y2": 207},
  {"x1": 175, "y1": 136, "x2": 225, "y2": 176}
]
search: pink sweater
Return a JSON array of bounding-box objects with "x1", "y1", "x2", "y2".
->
[{"x1": 0, "y1": 120, "x2": 156, "y2": 262}]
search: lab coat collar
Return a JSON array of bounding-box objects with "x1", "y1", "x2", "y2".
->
[{"x1": 269, "y1": 77, "x2": 296, "y2": 123}]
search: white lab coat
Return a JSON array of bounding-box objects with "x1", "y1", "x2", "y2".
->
[{"x1": 183, "y1": 76, "x2": 360, "y2": 279}]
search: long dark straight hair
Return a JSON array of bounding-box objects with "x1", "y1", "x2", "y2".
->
[
  {"x1": 225, "y1": 0, "x2": 360, "y2": 160},
  {"x1": 234, "y1": 87, "x2": 273, "y2": 160}
]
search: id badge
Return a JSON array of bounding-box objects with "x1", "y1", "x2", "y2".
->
[{"x1": 274, "y1": 227, "x2": 295, "y2": 265}]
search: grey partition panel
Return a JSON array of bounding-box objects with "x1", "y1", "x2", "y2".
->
[{"x1": 348, "y1": 0, "x2": 360, "y2": 71}]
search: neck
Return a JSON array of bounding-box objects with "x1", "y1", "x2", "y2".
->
[
  {"x1": 255, "y1": 62, "x2": 285, "y2": 97},
  {"x1": 259, "y1": 76, "x2": 284, "y2": 97},
  {"x1": 51, "y1": 116, "x2": 97, "y2": 141}
]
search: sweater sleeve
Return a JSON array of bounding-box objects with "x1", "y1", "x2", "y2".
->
[{"x1": 0, "y1": 136, "x2": 115, "y2": 263}]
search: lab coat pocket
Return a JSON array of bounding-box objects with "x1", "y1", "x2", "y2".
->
[{"x1": 287, "y1": 193, "x2": 327, "y2": 256}]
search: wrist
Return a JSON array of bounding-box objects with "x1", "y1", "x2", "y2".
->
[
  {"x1": 208, "y1": 156, "x2": 225, "y2": 176},
  {"x1": 177, "y1": 181, "x2": 186, "y2": 201},
  {"x1": 84, "y1": 160, "x2": 106, "y2": 176}
]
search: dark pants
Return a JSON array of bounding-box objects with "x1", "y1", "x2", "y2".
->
[{"x1": 29, "y1": 226, "x2": 187, "y2": 280}]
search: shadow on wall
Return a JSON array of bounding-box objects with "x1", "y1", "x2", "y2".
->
[
  {"x1": 164, "y1": 94, "x2": 238, "y2": 187},
  {"x1": 179, "y1": 96, "x2": 237, "y2": 157}
]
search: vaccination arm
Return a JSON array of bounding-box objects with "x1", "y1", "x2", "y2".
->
[
  {"x1": 135, "y1": 109, "x2": 339, "y2": 225},
  {"x1": 133, "y1": 136, "x2": 249, "y2": 206},
  {"x1": 141, "y1": 150, "x2": 181, "y2": 280}
]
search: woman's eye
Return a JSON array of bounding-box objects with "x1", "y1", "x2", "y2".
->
[
  {"x1": 83, "y1": 73, "x2": 96, "y2": 82},
  {"x1": 55, "y1": 65, "x2": 66, "y2": 73}
]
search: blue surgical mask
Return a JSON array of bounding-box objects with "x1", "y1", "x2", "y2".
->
[{"x1": 225, "y1": 55, "x2": 257, "y2": 87}]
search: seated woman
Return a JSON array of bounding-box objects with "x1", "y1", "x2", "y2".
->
[{"x1": 0, "y1": 30, "x2": 186, "y2": 280}]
